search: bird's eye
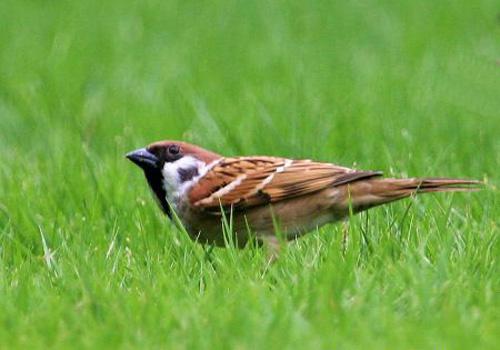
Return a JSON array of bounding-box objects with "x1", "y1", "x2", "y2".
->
[{"x1": 168, "y1": 144, "x2": 180, "y2": 155}]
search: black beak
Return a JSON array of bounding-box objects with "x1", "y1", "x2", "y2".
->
[{"x1": 126, "y1": 148, "x2": 159, "y2": 169}]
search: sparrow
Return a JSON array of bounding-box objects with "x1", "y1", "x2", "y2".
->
[{"x1": 126, "y1": 140, "x2": 481, "y2": 250}]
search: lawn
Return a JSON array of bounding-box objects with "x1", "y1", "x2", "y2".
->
[{"x1": 0, "y1": 0, "x2": 499, "y2": 348}]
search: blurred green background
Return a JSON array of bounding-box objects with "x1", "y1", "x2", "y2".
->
[{"x1": 0, "y1": 0, "x2": 498, "y2": 349}]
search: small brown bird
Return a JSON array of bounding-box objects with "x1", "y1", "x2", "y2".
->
[{"x1": 127, "y1": 140, "x2": 480, "y2": 251}]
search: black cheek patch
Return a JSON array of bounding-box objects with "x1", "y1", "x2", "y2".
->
[{"x1": 178, "y1": 167, "x2": 199, "y2": 182}]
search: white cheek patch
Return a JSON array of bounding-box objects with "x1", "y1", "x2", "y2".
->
[
  {"x1": 161, "y1": 156, "x2": 202, "y2": 202},
  {"x1": 161, "y1": 157, "x2": 221, "y2": 205}
]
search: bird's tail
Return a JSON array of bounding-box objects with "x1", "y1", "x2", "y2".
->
[{"x1": 345, "y1": 177, "x2": 482, "y2": 212}]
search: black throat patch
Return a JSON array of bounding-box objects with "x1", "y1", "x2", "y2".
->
[{"x1": 144, "y1": 169, "x2": 171, "y2": 218}]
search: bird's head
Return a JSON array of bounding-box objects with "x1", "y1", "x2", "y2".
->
[{"x1": 126, "y1": 140, "x2": 221, "y2": 217}]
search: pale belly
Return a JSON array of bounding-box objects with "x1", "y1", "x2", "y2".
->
[{"x1": 177, "y1": 187, "x2": 348, "y2": 247}]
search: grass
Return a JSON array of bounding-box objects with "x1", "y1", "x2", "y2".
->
[{"x1": 0, "y1": 0, "x2": 499, "y2": 348}]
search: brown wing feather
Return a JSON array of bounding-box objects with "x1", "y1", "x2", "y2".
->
[
  {"x1": 189, "y1": 157, "x2": 381, "y2": 214},
  {"x1": 188, "y1": 157, "x2": 284, "y2": 207}
]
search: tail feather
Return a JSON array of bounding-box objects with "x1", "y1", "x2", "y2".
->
[{"x1": 346, "y1": 177, "x2": 482, "y2": 211}]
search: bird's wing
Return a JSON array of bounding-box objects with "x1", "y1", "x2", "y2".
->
[{"x1": 188, "y1": 156, "x2": 382, "y2": 214}]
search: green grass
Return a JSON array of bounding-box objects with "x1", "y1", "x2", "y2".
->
[{"x1": 0, "y1": 0, "x2": 499, "y2": 348}]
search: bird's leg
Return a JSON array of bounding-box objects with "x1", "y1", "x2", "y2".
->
[{"x1": 260, "y1": 236, "x2": 282, "y2": 264}]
